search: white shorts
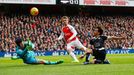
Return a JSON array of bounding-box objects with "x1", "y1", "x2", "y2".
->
[{"x1": 67, "y1": 38, "x2": 87, "y2": 51}]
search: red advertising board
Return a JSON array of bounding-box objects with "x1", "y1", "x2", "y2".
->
[
  {"x1": 84, "y1": 0, "x2": 96, "y2": 4},
  {"x1": 100, "y1": 0, "x2": 112, "y2": 5},
  {"x1": 115, "y1": 0, "x2": 128, "y2": 5},
  {"x1": 81, "y1": 0, "x2": 132, "y2": 6}
]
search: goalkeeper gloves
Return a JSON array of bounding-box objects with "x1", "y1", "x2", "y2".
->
[{"x1": 26, "y1": 45, "x2": 32, "y2": 50}]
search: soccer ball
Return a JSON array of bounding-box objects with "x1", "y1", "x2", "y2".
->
[{"x1": 30, "y1": 7, "x2": 39, "y2": 16}]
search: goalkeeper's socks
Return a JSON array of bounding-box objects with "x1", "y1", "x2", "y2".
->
[
  {"x1": 44, "y1": 60, "x2": 63, "y2": 65},
  {"x1": 85, "y1": 53, "x2": 91, "y2": 62},
  {"x1": 56, "y1": 60, "x2": 64, "y2": 64},
  {"x1": 50, "y1": 61, "x2": 57, "y2": 65},
  {"x1": 44, "y1": 61, "x2": 57, "y2": 65}
]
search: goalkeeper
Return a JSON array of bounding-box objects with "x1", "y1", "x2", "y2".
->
[{"x1": 12, "y1": 37, "x2": 63, "y2": 65}]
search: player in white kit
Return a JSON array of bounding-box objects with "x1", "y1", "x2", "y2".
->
[{"x1": 56, "y1": 16, "x2": 92, "y2": 62}]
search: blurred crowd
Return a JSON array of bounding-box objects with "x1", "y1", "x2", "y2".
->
[{"x1": 0, "y1": 15, "x2": 133, "y2": 52}]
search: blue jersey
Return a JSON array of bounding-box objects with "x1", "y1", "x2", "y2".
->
[{"x1": 16, "y1": 45, "x2": 38, "y2": 64}]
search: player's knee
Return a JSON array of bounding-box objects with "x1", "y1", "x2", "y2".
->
[
  {"x1": 80, "y1": 47, "x2": 86, "y2": 51},
  {"x1": 67, "y1": 48, "x2": 74, "y2": 53},
  {"x1": 87, "y1": 49, "x2": 93, "y2": 54},
  {"x1": 80, "y1": 47, "x2": 92, "y2": 54}
]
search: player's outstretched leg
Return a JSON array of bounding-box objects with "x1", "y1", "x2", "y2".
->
[
  {"x1": 44, "y1": 60, "x2": 64, "y2": 65},
  {"x1": 36, "y1": 59, "x2": 64, "y2": 65},
  {"x1": 78, "y1": 47, "x2": 92, "y2": 64},
  {"x1": 83, "y1": 53, "x2": 91, "y2": 65},
  {"x1": 67, "y1": 47, "x2": 79, "y2": 63}
]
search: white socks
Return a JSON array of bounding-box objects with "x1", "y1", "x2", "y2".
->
[{"x1": 69, "y1": 52, "x2": 79, "y2": 62}]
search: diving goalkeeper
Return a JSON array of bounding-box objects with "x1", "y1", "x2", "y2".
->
[{"x1": 12, "y1": 37, "x2": 63, "y2": 65}]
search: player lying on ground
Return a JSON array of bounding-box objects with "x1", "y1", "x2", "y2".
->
[
  {"x1": 12, "y1": 38, "x2": 63, "y2": 65},
  {"x1": 56, "y1": 16, "x2": 92, "y2": 62},
  {"x1": 80, "y1": 27, "x2": 125, "y2": 64}
]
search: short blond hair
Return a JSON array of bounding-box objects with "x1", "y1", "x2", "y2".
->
[{"x1": 61, "y1": 16, "x2": 69, "y2": 20}]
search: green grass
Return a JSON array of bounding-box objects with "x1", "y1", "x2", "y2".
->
[{"x1": 0, "y1": 54, "x2": 134, "y2": 75}]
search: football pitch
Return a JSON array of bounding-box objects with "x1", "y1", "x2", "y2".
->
[{"x1": 0, "y1": 54, "x2": 134, "y2": 75}]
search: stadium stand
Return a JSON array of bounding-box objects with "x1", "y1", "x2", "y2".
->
[{"x1": 0, "y1": 15, "x2": 133, "y2": 52}]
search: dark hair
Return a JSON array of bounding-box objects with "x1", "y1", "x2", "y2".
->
[
  {"x1": 96, "y1": 27, "x2": 103, "y2": 35},
  {"x1": 15, "y1": 37, "x2": 22, "y2": 46}
]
